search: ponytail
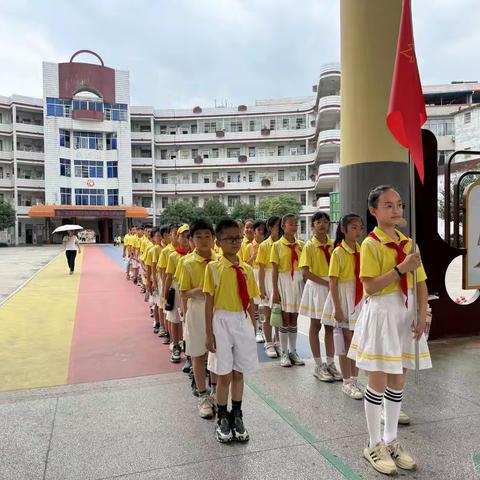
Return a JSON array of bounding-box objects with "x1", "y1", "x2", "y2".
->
[{"x1": 335, "y1": 213, "x2": 363, "y2": 247}]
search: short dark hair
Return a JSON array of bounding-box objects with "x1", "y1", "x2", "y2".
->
[
  {"x1": 281, "y1": 214, "x2": 297, "y2": 226},
  {"x1": 169, "y1": 223, "x2": 180, "y2": 233},
  {"x1": 266, "y1": 216, "x2": 281, "y2": 231},
  {"x1": 368, "y1": 185, "x2": 399, "y2": 208},
  {"x1": 160, "y1": 225, "x2": 170, "y2": 236},
  {"x1": 151, "y1": 227, "x2": 161, "y2": 236},
  {"x1": 311, "y1": 211, "x2": 330, "y2": 225},
  {"x1": 253, "y1": 220, "x2": 266, "y2": 232},
  {"x1": 215, "y1": 218, "x2": 240, "y2": 239},
  {"x1": 190, "y1": 218, "x2": 214, "y2": 236}
]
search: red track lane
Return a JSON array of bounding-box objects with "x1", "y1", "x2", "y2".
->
[{"x1": 68, "y1": 246, "x2": 179, "y2": 384}]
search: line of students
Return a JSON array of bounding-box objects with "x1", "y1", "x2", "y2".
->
[{"x1": 122, "y1": 184, "x2": 432, "y2": 477}]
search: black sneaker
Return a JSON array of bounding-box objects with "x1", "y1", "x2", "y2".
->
[
  {"x1": 182, "y1": 357, "x2": 192, "y2": 373},
  {"x1": 153, "y1": 323, "x2": 160, "y2": 334},
  {"x1": 231, "y1": 410, "x2": 249, "y2": 442},
  {"x1": 171, "y1": 345, "x2": 181, "y2": 363},
  {"x1": 161, "y1": 334, "x2": 171, "y2": 345},
  {"x1": 215, "y1": 412, "x2": 233, "y2": 443}
]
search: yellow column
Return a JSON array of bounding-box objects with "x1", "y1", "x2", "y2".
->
[{"x1": 340, "y1": 0, "x2": 409, "y2": 221}]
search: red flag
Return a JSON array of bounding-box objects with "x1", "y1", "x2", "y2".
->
[{"x1": 386, "y1": 0, "x2": 427, "y2": 183}]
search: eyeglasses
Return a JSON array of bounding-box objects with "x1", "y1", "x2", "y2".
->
[{"x1": 220, "y1": 236, "x2": 243, "y2": 244}]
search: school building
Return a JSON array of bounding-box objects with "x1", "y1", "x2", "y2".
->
[{"x1": 0, "y1": 50, "x2": 478, "y2": 244}]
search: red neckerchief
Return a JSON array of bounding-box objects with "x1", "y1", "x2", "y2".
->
[
  {"x1": 368, "y1": 232, "x2": 409, "y2": 307},
  {"x1": 286, "y1": 242, "x2": 299, "y2": 279},
  {"x1": 319, "y1": 244, "x2": 331, "y2": 265},
  {"x1": 340, "y1": 242, "x2": 362, "y2": 306},
  {"x1": 175, "y1": 248, "x2": 189, "y2": 256},
  {"x1": 231, "y1": 264, "x2": 250, "y2": 312}
]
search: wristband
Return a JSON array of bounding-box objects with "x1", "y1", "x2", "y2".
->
[{"x1": 394, "y1": 266, "x2": 402, "y2": 278}]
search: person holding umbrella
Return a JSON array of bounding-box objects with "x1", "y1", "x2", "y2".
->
[{"x1": 63, "y1": 230, "x2": 82, "y2": 274}]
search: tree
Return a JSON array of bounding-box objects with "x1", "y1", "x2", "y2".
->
[
  {"x1": 256, "y1": 194, "x2": 302, "y2": 220},
  {"x1": 158, "y1": 200, "x2": 203, "y2": 225},
  {"x1": 202, "y1": 199, "x2": 229, "y2": 225},
  {"x1": 230, "y1": 202, "x2": 256, "y2": 222},
  {"x1": 0, "y1": 201, "x2": 15, "y2": 230},
  {"x1": 438, "y1": 173, "x2": 479, "y2": 221}
]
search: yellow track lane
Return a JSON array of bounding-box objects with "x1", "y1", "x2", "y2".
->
[{"x1": 0, "y1": 252, "x2": 83, "y2": 392}]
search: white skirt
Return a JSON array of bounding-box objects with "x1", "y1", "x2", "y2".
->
[
  {"x1": 166, "y1": 281, "x2": 182, "y2": 324},
  {"x1": 253, "y1": 268, "x2": 274, "y2": 306},
  {"x1": 299, "y1": 279, "x2": 329, "y2": 319},
  {"x1": 274, "y1": 271, "x2": 304, "y2": 313},
  {"x1": 184, "y1": 297, "x2": 207, "y2": 357},
  {"x1": 347, "y1": 290, "x2": 432, "y2": 374},
  {"x1": 322, "y1": 280, "x2": 364, "y2": 330}
]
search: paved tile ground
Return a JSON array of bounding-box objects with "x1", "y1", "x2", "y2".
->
[{"x1": 0, "y1": 245, "x2": 479, "y2": 479}]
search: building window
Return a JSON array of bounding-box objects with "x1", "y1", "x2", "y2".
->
[
  {"x1": 106, "y1": 133, "x2": 117, "y2": 150},
  {"x1": 249, "y1": 195, "x2": 256, "y2": 206},
  {"x1": 107, "y1": 161, "x2": 118, "y2": 178},
  {"x1": 278, "y1": 170, "x2": 285, "y2": 181},
  {"x1": 73, "y1": 132, "x2": 103, "y2": 150},
  {"x1": 141, "y1": 197, "x2": 152, "y2": 208},
  {"x1": 296, "y1": 117, "x2": 305, "y2": 129},
  {"x1": 161, "y1": 173, "x2": 168, "y2": 184},
  {"x1": 204, "y1": 121, "x2": 217, "y2": 133},
  {"x1": 60, "y1": 158, "x2": 71, "y2": 177},
  {"x1": 277, "y1": 146, "x2": 284, "y2": 156},
  {"x1": 72, "y1": 99, "x2": 103, "y2": 113},
  {"x1": 227, "y1": 171, "x2": 240, "y2": 183},
  {"x1": 438, "y1": 150, "x2": 454, "y2": 166},
  {"x1": 300, "y1": 193, "x2": 307, "y2": 205},
  {"x1": 60, "y1": 129, "x2": 70, "y2": 148},
  {"x1": 282, "y1": 118, "x2": 289, "y2": 129},
  {"x1": 229, "y1": 121, "x2": 243, "y2": 132},
  {"x1": 299, "y1": 169, "x2": 306, "y2": 180},
  {"x1": 269, "y1": 119, "x2": 276, "y2": 130},
  {"x1": 75, "y1": 188, "x2": 104, "y2": 206},
  {"x1": 465, "y1": 112, "x2": 471, "y2": 124},
  {"x1": 107, "y1": 189, "x2": 119, "y2": 206},
  {"x1": 228, "y1": 195, "x2": 240, "y2": 207},
  {"x1": 161, "y1": 197, "x2": 168, "y2": 208},
  {"x1": 248, "y1": 171, "x2": 255, "y2": 182},
  {"x1": 212, "y1": 148, "x2": 219, "y2": 158},
  {"x1": 300, "y1": 219, "x2": 306, "y2": 234},
  {"x1": 104, "y1": 103, "x2": 128, "y2": 121},
  {"x1": 227, "y1": 148, "x2": 240, "y2": 158},
  {"x1": 425, "y1": 119, "x2": 454, "y2": 136},
  {"x1": 191, "y1": 124, "x2": 197, "y2": 134},
  {"x1": 249, "y1": 120, "x2": 256, "y2": 132},
  {"x1": 74, "y1": 160, "x2": 104, "y2": 178},
  {"x1": 212, "y1": 172, "x2": 219, "y2": 182},
  {"x1": 47, "y1": 97, "x2": 72, "y2": 117},
  {"x1": 191, "y1": 173, "x2": 198, "y2": 183},
  {"x1": 248, "y1": 147, "x2": 256, "y2": 157},
  {"x1": 60, "y1": 187, "x2": 71, "y2": 205}
]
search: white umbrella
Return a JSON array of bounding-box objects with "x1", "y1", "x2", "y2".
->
[{"x1": 52, "y1": 224, "x2": 84, "y2": 234}]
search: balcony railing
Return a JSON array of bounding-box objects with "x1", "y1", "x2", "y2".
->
[
  {"x1": 315, "y1": 163, "x2": 340, "y2": 191},
  {"x1": 317, "y1": 129, "x2": 340, "y2": 147},
  {"x1": 0, "y1": 178, "x2": 14, "y2": 189},
  {"x1": 319, "y1": 62, "x2": 341, "y2": 78},
  {"x1": 154, "y1": 153, "x2": 316, "y2": 169},
  {"x1": 16, "y1": 178, "x2": 45, "y2": 189},
  {"x1": 131, "y1": 131, "x2": 153, "y2": 141},
  {"x1": 16, "y1": 123, "x2": 44, "y2": 135},
  {"x1": 132, "y1": 157, "x2": 153, "y2": 167},
  {"x1": 0, "y1": 151, "x2": 13, "y2": 161},
  {"x1": 0, "y1": 123, "x2": 13, "y2": 134},
  {"x1": 316, "y1": 196, "x2": 330, "y2": 208},
  {"x1": 15, "y1": 150, "x2": 44, "y2": 162}
]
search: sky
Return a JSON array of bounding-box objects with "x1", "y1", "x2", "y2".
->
[{"x1": 1, "y1": 0, "x2": 479, "y2": 109}]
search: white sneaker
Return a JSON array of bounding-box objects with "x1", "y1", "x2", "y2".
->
[
  {"x1": 289, "y1": 351, "x2": 305, "y2": 366},
  {"x1": 363, "y1": 443, "x2": 398, "y2": 475},
  {"x1": 256, "y1": 331, "x2": 265, "y2": 343},
  {"x1": 342, "y1": 381, "x2": 363, "y2": 400},
  {"x1": 313, "y1": 363, "x2": 334, "y2": 382},
  {"x1": 280, "y1": 352, "x2": 292, "y2": 367},
  {"x1": 386, "y1": 440, "x2": 417, "y2": 470},
  {"x1": 353, "y1": 378, "x2": 366, "y2": 395},
  {"x1": 265, "y1": 343, "x2": 278, "y2": 358},
  {"x1": 198, "y1": 394, "x2": 215, "y2": 419},
  {"x1": 326, "y1": 363, "x2": 343, "y2": 381},
  {"x1": 381, "y1": 408, "x2": 411, "y2": 425}
]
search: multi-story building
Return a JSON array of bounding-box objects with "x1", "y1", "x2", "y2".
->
[{"x1": 0, "y1": 52, "x2": 340, "y2": 244}]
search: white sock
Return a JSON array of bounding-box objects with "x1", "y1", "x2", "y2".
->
[
  {"x1": 326, "y1": 356, "x2": 334, "y2": 365},
  {"x1": 383, "y1": 388, "x2": 403, "y2": 443},
  {"x1": 279, "y1": 327, "x2": 289, "y2": 353},
  {"x1": 314, "y1": 357, "x2": 322, "y2": 367},
  {"x1": 365, "y1": 387, "x2": 384, "y2": 447},
  {"x1": 288, "y1": 326, "x2": 297, "y2": 352}
]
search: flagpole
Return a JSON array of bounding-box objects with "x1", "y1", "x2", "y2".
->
[{"x1": 408, "y1": 151, "x2": 420, "y2": 385}]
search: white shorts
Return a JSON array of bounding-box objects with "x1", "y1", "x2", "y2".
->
[
  {"x1": 299, "y1": 278, "x2": 329, "y2": 319},
  {"x1": 322, "y1": 280, "x2": 364, "y2": 330},
  {"x1": 184, "y1": 297, "x2": 207, "y2": 357},
  {"x1": 130, "y1": 259, "x2": 139, "y2": 269},
  {"x1": 210, "y1": 309, "x2": 258, "y2": 376},
  {"x1": 274, "y1": 271, "x2": 304, "y2": 313},
  {"x1": 154, "y1": 273, "x2": 163, "y2": 308},
  {"x1": 348, "y1": 290, "x2": 432, "y2": 374},
  {"x1": 166, "y1": 282, "x2": 182, "y2": 324}
]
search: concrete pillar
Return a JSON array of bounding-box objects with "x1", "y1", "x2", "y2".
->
[{"x1": 340, "y1": 0, "x2": 409, "y2": 225}]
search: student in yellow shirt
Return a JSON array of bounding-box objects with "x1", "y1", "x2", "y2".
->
[
  {"x1": 122, "y1": 227, "x2": 136, "y2": 280},
  {"x1": 322, "y1": 214, "x2": 364, "y2": 399},
  {"x1": 157, "y1": 224, "x2": 179, "y2": 344},
  {"x1": 256, "y1": 216, "x2": 282, "y2": 358},
  {"x1": 131, "y1": 228, "x2": 144, "y2": 285},
  {"x1": 347, "y1": 186, "x2": 431, "y2": 476},
  {"x1": 139, "y1": 227, "x2": 153, "y2": 294},
  {"x1": 144, "y1": 228, "x2": 163, "y2": 333},
  {"x1": 179, "y1": 219, "x2": 217, "y2": 419},
  {"x1": 298, "y1": 212, "x2": 337, "y2": 379},
  {"x1": 153, "y1": 226, "x2": 172, "y2": 337},
  {"x1": 239, "y1": 219, "x2": 254, "y2": 262},
  {"x1": 244, "y1": 220, "x2": 266, "y2": 343},
  {"x1": 204, "y1": 219, "x2": 259, "y2": 443},
  {"x1": 270, "y1": 214, "x2": 305, "y2": 367},
  {"x1": 163, "y1": 225, "x2": 190, "y2": 361}
]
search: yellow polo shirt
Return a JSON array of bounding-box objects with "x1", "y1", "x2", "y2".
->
[
  {"x1": 140, "y1": 238, "x2": 153, "y2": 262},
  {"x1": 329, "y1": 240, "x2": 361, "y2": 282},
  {"x1": 256, "y1": 236, "x2": 274, "y2": 269},
  {"x1": 245, "y1": 240, "x2": 261, "y2": 269},
  {"x1": 145, "y1": 244, "x2": 162, "y2": 267},
  {"x1": 123, "y1": 234, "x2": 131, "y2": 247},
  {"x1": 203, "y1": 255, "x2": 259, "y2": 312},
  {"x1": 361, "y1": 227, "x2": 427, "y2": 296},
  {"x1": 239, "y1": 236, "x2": 253, "y2": 262},
  {"x1": 270, "y1": 236, "x2": 304, "y2": 273},
  {"x1": 157, "y1": 243, "x2": 175, "y2": 271},
  {"x1": 166, "y1": 250, "x2": 190, "y2": 281},
  {"x1": 298, "y1": 236, "x2": 334, "y2": 277},
  {"x1": 179, "y1": 250, "x2": 217, "y2": 291}
]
